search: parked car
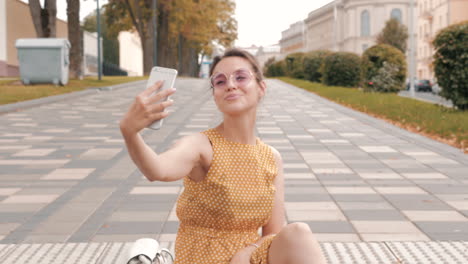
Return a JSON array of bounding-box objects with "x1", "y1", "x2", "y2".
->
[{"x1": 406, "y1": 79, "x2": 432, "y2": 92}]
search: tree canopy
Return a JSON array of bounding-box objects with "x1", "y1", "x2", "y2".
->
[
  {"x1": 104, "y1": 0, "x2": 237, "y2": 75},
  {"x1": 376, "y1": 18, "x2": 409, "y2": 53}
]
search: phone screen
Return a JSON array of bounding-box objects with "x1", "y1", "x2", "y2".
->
[{"x1": 146, "y1": 67, "x2": 178, "y2": 130}]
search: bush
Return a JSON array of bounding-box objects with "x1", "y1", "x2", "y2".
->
[
  {"x1": 370, "y1": 61, "x2": 401, "y2": 92},
  {"x1": 285, "y1": 52, "x2": 306, "y2": 79},
  {"x1": 433, "y1": 20, "x2": 468, "y2": 110},
  {"x1": 303, "y1": 50, "x2": 333, "y2": 82},
  {"x1": 320, "y1": 52, "x2": 361, "y2": 87},
  {"x1": 361, "y1": 44, "x2": 407, "y2": 92},
  {"x1": 265, "y1": 60, "x2": 286, "y2": 77}
]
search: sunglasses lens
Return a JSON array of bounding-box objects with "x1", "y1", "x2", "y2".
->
[
  {"x1": 234, "y1": 70, "x2": 252, "y2": 86},
  {"x1": 211, "y1": 73, "x2": 227, "y2": 89},
  {"x1": 210, "y1": 69, "x2": 253, "y2": 89}
]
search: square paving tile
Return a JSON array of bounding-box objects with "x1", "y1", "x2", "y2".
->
[
  {"x1": 414, "y1": 222, "x2": 468, "y2": 234},
  {"x1": 402, "y1": 173, "x2": 447, "y2": 179},
  {"x1": 360, "y1": 233, "x2": 430, "y2": 241},
  {"x1": 313, "y1": 168, "x2": 354, "y2": 174},
  {"x1": 287, "y1": 210, "x2": 347, "y2": 221},
  {"x1": 446, "y1": 201, "x2": 468, "y2": 210},
  {"x1": 41, "y1": 168, "x2": 95, "y2": 180},
  {"x1": 12, "y1": 148, "x2": 56, "y2": 157},
  {"x1": 0, "y1": 188, "x2": 21, "y2": 196},
  {"x1": 0, "y1": 223, "x2": 20, "y2": 235},
  {"x1": 158, "y1": 233, "x2": 177, "y2": 242},
  {"x1": 375, "y1": 187, "x2": 428, "y2": 195},
  {"x1": 91, "y1": 233, "x2": 157, "y2": 242},
  {"x1": 359, "y1": 146, "x2": 397, "y2": 153},
  {"x1": 1, "y1": 194, "x2": 59, "y2": 204},
  {"x1": 130, "y1": 187, "x2": 181, "y2": 195},
  {"x1": 22, "y1": 234, "x2": 69, "y2": 243},
  {"x1": 284, "y1": 173, "x2": 316, "y2": 179},
  {"x1": 402, "y1": 210, "x2": 468, "y2": 222},
  {"x1": 304, "y1": 221, "x2": 355, "y2": 233},
  {"x1": 337, "y1": 202, "x2": 395, "y2": 210},
  {"x1": 97, "y1": 221, "x2": 164, "y2": 235},
  {"x1": 79, "y1": 148, "x2": 122, "y2": 160},
  {"x1": 314, "y1": 233, "x2": 360, "y2": 242},
  {"x1": 358, "y1": 172, "x2": 403, "y2": 179},
  {"x1": 326, "y1": 187, "x2": 376, "y2": 194},
  {"x1": 343, "y1": 210, "x2": 406, "y2": 221},
  {"x1": 352, "y1": 221, "x2": 422, "y2": 234},
  {"x1": 285, "y1": 202, "x2": 339, "y2": 211},
  {"x1": 108, "y1": 211, "x2": 169, "y2": 222},
  {"x1": 332, "y1": 194, "x2": 386, "y2": 203}
]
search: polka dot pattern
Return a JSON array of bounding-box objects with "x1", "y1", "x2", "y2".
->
[{"x1": 174, "y1": 128, "x2": 278, "y2": 263}]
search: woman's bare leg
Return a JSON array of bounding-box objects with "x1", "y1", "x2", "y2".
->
[{"x1": 267, "y1": 223, "x2": 326, "y2": 264}]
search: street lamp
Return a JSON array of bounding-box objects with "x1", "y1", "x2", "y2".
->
[
  {"x1": 96, "y1": 0, "x2": 102, "y2": 80},
  {"x1": 152, "y1": 0, "x2": 158, "y2": 67},
  {"x1": 408, "y1": 0, "x2": 416, "y2": 96}
]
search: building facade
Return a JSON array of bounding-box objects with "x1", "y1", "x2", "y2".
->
[
  {"x1": 118, "y1": 31, "x2": 143, "y2": 76},
  {"x1": 301, "y1": 0, "x2": 413, "y2": 56},
  {"x1": 279, "y1": 21, "x2": 305, "y2": 56},
  {"x1": 0, "y1": 0, "x2": 68, "y2": 77},
  {"x1": 417, "y1": 0, "x2": 468, "y2": 80}
]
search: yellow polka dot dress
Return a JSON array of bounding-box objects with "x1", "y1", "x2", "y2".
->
[{"x1": 175, "y1": 128, "x2": 278, "y2": 264}]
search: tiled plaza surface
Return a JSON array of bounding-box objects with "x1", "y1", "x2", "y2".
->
[{"x1": 0, "y1": 78, "x2": 467, "y2": 260}]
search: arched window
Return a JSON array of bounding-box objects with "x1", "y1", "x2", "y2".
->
[
  {"x1": 391, "y1": 8, "x2": 402, "y2": 22},
  {"x1": 361, "y1": 10, "x2": 370, "y2": 37}
]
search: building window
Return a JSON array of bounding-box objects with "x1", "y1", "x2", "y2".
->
[
  {"x1": 361, "y1": 10, "x2": 370, "y2": 37},
  {"x1": 391, "y1": 8, "x2": 402, "y2": 22}
]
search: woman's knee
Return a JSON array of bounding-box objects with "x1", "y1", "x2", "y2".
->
[
  {"x1": 268, "y1": 223, "x2": 325, "y2": 263},
  {"x1": 282, "y1": 222, "x2": 312, "y2": 238}
]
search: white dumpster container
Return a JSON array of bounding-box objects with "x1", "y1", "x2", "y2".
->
[{"x1": 16, "y1": 38, "x2": 71, "y2": 85}]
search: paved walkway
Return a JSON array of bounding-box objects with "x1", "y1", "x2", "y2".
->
[
  {"x1": 0, "y1": 78, "x2": 467, "y2": 262},
  {"x1": 398, "y1": 90, "x2": 453, "y2": 108}
]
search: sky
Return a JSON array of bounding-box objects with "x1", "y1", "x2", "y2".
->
[
  {"x1": 234, "y1": 0, "x2": 334, "y2": 47},
  {"x1": 31, "y1": 0, "x2": 335, "y2": 47}
]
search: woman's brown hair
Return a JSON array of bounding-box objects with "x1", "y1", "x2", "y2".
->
[{"x1": 209, "y1": 48, "x2": 264, "y2": 84}]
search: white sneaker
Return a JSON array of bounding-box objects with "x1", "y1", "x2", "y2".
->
[{"x1": 126, "y1": 238, "x2": 174, "y2": 264}]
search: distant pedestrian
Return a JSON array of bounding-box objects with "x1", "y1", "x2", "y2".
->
[{"x1": 120, "y1": 48, "x2": 326, "y2": 264}]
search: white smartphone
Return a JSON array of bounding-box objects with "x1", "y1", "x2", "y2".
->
[{"x1": 146, "y1": 66, "x2": 178, "y2": 130}]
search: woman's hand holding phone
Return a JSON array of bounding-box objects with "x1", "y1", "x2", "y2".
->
[{"x1": 120, "y1": 81, "x2": 176, "y2": 137}]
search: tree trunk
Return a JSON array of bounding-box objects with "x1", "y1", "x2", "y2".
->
[
  {"x1": 156, "y1": 1, "x2": 178, "y2": 69},
  {"x1": 67, "y1": 0, "x2": 82, "y2": 79},
  {"x1": 29, "y1": 0, "x2": 44, "y2": 37},
  {"x1": 28, "y1": 0, "x2": 57, "y2": 38},
  {"x1": 141, "y1": 30, "x2": 154, "y2": 75},
  {"x1": 44, "y1": 0, "x2": 57, "y2": 37},
  {"x1": 188, "y1": 47, "x2": 199, "y2": 77}
]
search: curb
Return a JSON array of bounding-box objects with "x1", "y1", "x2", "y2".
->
[{"x1": 0, "y1": 80, "x2": 145, "y2": 115}]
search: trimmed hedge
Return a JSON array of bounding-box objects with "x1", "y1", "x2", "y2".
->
[
  {"x1": 265, "y1": 60, "x2": 286, "y2": 77},
  {"x1": 361, "y1": 44, "x2": 407, "y2": 92},
  {"x1": 433, "y1": 20, "x2": 468, "y2": 110},
  {"x1": 285, "y1": 52, "x2": 306, "y2": 79},
  {"x1": 320, "y1": 52, "x2": 361, "y2": 87},
  {"x1": 303, "y1": 50, "x2": 333, "y2": 82}
]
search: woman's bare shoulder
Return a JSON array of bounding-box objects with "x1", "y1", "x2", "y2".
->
[
  {"x1": 266, "y1": 144, "x2": 282, "y2": 163},
  {"x1": 170, "y1": 132, "x2": 213, "y2": 160}
]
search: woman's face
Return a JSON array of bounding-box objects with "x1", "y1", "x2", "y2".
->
[{"x1": 211, "y1": 56, "x2": 265, "y2": 116}]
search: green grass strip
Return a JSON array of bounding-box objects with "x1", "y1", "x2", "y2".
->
[
  {"x1": 0, "y1": 76, "x2": 147, "y2": 105},
  {"x1": 279, "y1": 77, "x2": 468, "y2": 151}
]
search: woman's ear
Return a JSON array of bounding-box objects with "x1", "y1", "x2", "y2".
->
[{"x1": 259, "y1": 80, "x2": 267, "y2": 98}]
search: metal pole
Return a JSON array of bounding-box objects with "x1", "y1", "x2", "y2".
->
[
  {"x1": 152, "y1": 0, "x2": 158, "y2": 67},
  {"x1": 409, "y1": 0, "x2": 415, "y2": 96},
  {"x1": 333, "y1": 3, "x2": 338, "y2": 51},
  {"x1": 97, "y1": 0, "x2": 102, "y2": 80}
]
